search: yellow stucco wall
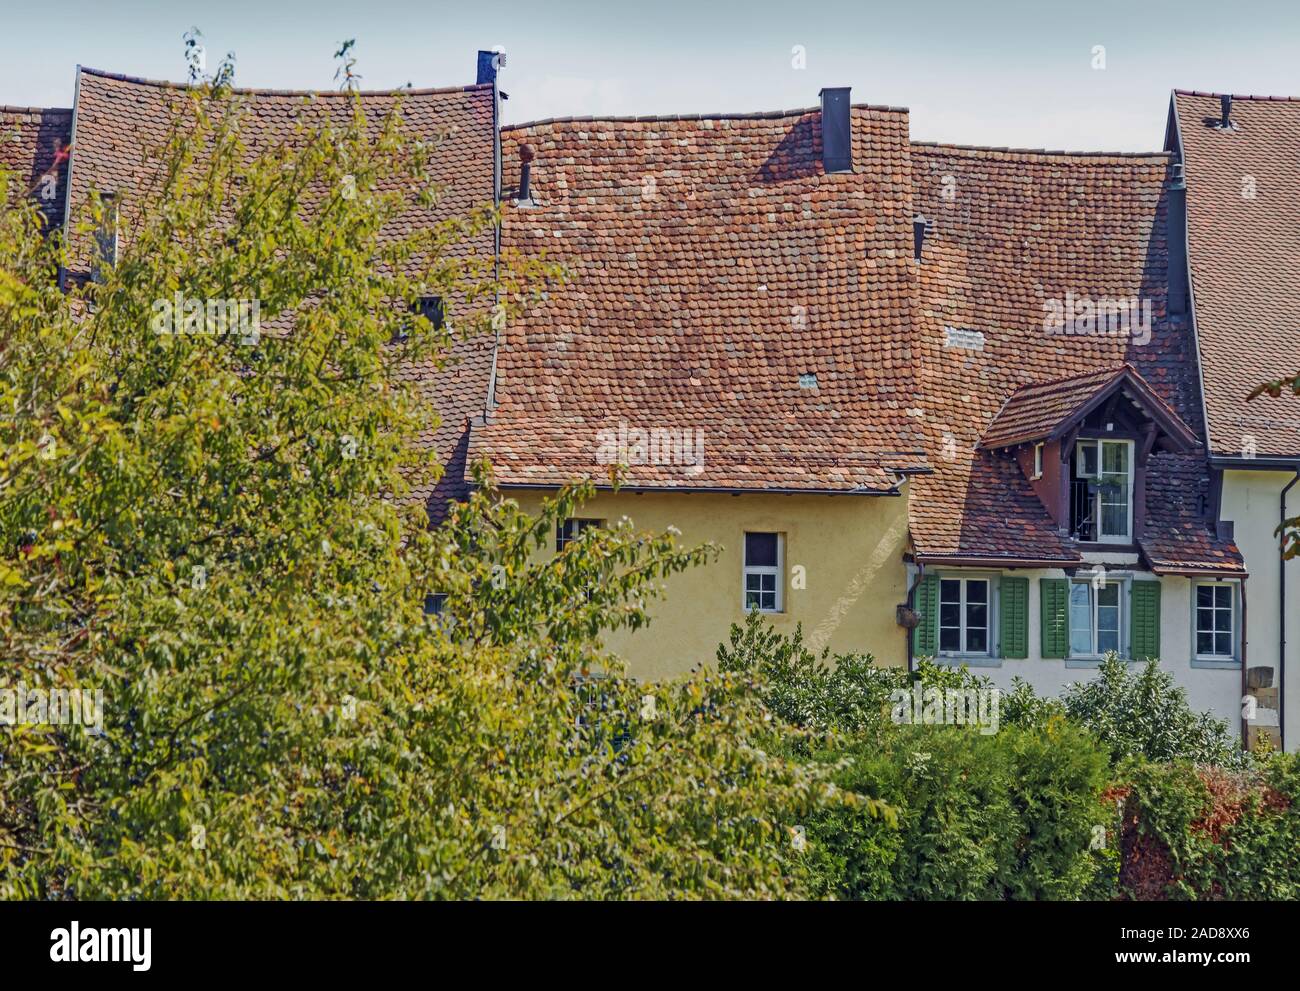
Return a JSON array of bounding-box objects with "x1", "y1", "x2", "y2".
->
[{"x1": 503, "y1": 486, "x2": 913, "y2": 681}]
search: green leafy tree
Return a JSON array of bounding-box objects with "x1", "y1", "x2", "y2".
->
[{"x1": 0, "y1": 60, "x2": 831, "y2": 899}]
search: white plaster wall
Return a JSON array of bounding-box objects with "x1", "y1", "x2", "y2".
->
[
  {"x1": 914, "y1": 565, "x2": 1244, "y2": 733},
  {"x1": 1219, "y1": 469, "x2": 1299, "y2": 752}
]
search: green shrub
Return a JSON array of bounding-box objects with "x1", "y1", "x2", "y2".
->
[
  {"x1": 801, "y1": 718, "x2": 1109, "y2": 900},
  {"x1": 1120, "y1": 752, "x2": 1300, "y2": 900},
  {"x1": 1057, "y1": 655, "x2": 1249, "y2": 770}
]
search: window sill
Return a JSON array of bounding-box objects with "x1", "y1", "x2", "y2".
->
[
  {"x1": 1191, "y1": 656, "x2": 1240, "y2": 670},
  {"x1": 935, "y1": 654, "x2": 1000, "y2": 668},
  {"x1": 1065, "y1": 655, "x2": 1131, "y2": 668}
]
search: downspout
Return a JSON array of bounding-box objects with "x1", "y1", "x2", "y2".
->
[
  {"x1": 1280, "y1": 471, "x2": 1299, "y2": 751},
  {"x1": 906, "y1": 560, "x2": 924, "y2": 675}
]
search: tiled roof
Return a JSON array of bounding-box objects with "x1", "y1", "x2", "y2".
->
[
  {"x1": 980, "y1": 364, "x2": 1195, "y2": 450},
  {"x1": 1172, "y1": 90, "x2": 1300, "y2": 459},
  {"x1": 64, "y1": 68, "x2": 498, "y2": 518},
  {"x1": 1, "y1": 105, "x2": 72, "y2": 228},
  {"x1": 478, "y1": 106, "x2": 929, "y2": 492},
  {"x1": 910, "y1": 142, "x2": 1242, "y2": 573}
]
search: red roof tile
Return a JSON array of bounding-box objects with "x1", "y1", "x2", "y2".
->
[
  {"x1": 910, "y1": 142, "x2": 1241, "y2": 573},
  {"x1": 1173, "y1": 90, "x2": 1300, "y2": 458},
  {"x1": 980, "y1": 364, "x2": 1196, "y2": 450},
  {"x1": 1, "y1": 105, "x2": 72, "y2": 228},
  {"x1": 479, "y1": 106, "x2": 929, "y2": 492},
  {"x1": 63, "y1": 68, "x2": 498, "y2": 518}
]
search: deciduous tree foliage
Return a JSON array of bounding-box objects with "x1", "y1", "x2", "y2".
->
[{"x1": 0, "y1": 69, "x2": 833, "y2": 899}]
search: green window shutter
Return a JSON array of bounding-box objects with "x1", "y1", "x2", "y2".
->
[
  {"x1": 1130, "y1": 581, "x2": 1161, "y2": 662},
  {"x1": 1040, "y1": 578, "x2": 1069, "y2": 658},
  {"x1": 999, "y1": 577, "x2": 1029, "y2": 659},
  {"x1": 912, "y1": 574, "x2": 940, "y2": 656}
]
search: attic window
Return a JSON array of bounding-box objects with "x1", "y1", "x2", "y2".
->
[
  {"x1": 416, "y1": 296, "x2": 445, "y2": 329},
  {"x1": 92, "y1": 194, "x2": 119, "y2": 284},
  {"x1": 798, "y1": 373, "x2": 818, "y2": 390},
  {"x1": 396, "y1": 295, "x2": 445, "y2": 343}
]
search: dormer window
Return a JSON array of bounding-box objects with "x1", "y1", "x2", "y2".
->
[{"x1": 1070, "y1": 438, "x2": 1134, "y2": 542}]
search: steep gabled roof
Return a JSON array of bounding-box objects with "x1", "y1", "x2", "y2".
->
[
  {"x1": 980, "y1": 364, "x2": 1196, "y2": 451},
  {"x1": 478, "y1": 105, "x2": 929, "y2": 493},
  {"x1": 910, "y1": 142, "x2": 1241, "y2": 573},
  {"x1": 63, "y1": 67, "x2": 498, "y2": 519},
  {"x1": 1, "y1": 104, "x2": 72, "y2": 228},
  {"x1": 1172, "y1": 90, "x2": 1300, "y2": 459}
]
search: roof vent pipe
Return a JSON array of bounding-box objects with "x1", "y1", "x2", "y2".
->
[
  {"x1": 913, "y1": 215, "x2": 931, "y2": 262},
  {"x1": 1220, "y1": 94, "x2": 1233, "y2": 129},
  {"x1": 517, "y1": 142, "x2": 535, "y2": 204},
  {"x1": 819, "y1": 87, "x2": 852, "y2": 174}
]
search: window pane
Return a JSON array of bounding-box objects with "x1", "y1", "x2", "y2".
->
[
  {"x1": 1196, "y1": 585, "x2": 1214, "y2": 608},
  {"x1": 1069, "y1": 583, "x2": 1093, "y2": 654},
  {"x1": 966, "y1": 603, "x2": 987, "y2": 630},
  {"x1": 940, "y1": 628, "x2": 961, "y2": 652},
  {"x1": 760, "y1": 574, "x2": 775, "y2": 593},
  {"x1": 966, "y1": 628, "x2": 987, "y2": 653},
  {"x1": 745, "y1": 532, "x2": 778, "y2": 567},
  {"x1": 1215, "y1": 633, "x2": 1231, "y2": 656},
  {"x1": 1077, "y1": 441, "x2": 1098, "y2": 477},
  {"x1": 940, "y1": 602, "x2": 961, "y2": 627},
  {"x1": 746, "y1": 574, "x2": 762, "y2": 591},
  {"x1": 745, "y1": 589, "x2": 761, "y2": 609},
  {"x1": 1099, "y1": 442, "x2": 1131, "y2": 538},
  {"x1": 1214, "y1": 609, "x2": 1231, "y2": 633},
  {"x1": 965, "y1": 580, "x2": 988, "y2": 604},
  {"x1": 1196, "y1": 608, "x2": 1213, "y2": 633},
  {"x1": 940, "y1": 579, "x2": 961, "y2": 604},
  {"x1": 1197, "y1": 631, "x2": 1213, "y2": 654}
]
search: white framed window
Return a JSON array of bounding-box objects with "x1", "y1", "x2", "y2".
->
[
  {"x1": 1068, "y1": 578, "x2": 1126, "y2": 657},
  {"x1": 743, "y1": 532, "x2": 783, "y2": 613},
  {"x1": 1075, "y1": 438, "x2": 1134, "y2": 542},
  {"x1": 1032, "y1": 442, "x2": 1044, "y2": 480},
  {"x1": 1075, "y1": 439, "x2": 1099, "y2": 478},
  {"x1": 556, "y1": 517, "x2": 601, "y2": 551},
  {"x1": 1194, "y1": 581, "x2": 1238, "y2": 660},
  {"x1": 938, "y1": 576, "x2": 991, "y2": 655}
]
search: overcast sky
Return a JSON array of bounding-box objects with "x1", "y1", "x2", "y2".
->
[{"x1": 4, "y1": 0, "x2": 1299, "y2": 151}]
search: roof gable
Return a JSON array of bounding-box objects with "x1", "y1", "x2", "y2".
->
[{"x1": 980, "y1": 364, "x2": 1197, "y2": 451}]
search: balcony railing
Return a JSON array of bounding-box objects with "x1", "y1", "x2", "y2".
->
[{"x1": 1070, "y1": 479, "x2": 1097, "y2": 541}]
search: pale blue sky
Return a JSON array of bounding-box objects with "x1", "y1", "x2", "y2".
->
[{"x1": 3, "y1": 0, "x2": 1298, "y2": 151}]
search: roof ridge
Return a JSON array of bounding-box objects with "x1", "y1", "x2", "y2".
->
[
  {"x1": 1174, "y1": 88, "x2": 1300, "y2": 103},
  {"x1": 913, "y1": 140, "x2": 1170, "y2": 161},
  {"x1": 1008, "y1": 364, "x2": 1130, "y2": 395},
  {"x1": 77, "y1": 66, "x2": 489, "y2": 99},
  {"x1": 503, "y1": 102, "x2": 908, "y2": 130},
  {"x1": 0, "y1": 105, "x2": 72, "y2": 115}
]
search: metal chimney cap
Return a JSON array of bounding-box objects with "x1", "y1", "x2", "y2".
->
[{"x1": 519, "y1": 142, "x2": 536, "y2": 163}]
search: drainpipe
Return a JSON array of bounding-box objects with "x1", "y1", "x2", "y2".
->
[
  {"x1": 1281, "y1": 471, "x2": 1299, "y2": 751},
  {"x1": 905, "y1": 562, "x2": 925, "y2": 675}
]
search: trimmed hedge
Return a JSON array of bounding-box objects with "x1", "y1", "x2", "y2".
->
[{"x1": 1119, "y1": 755, "x2": 1300, "y2": 900}]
